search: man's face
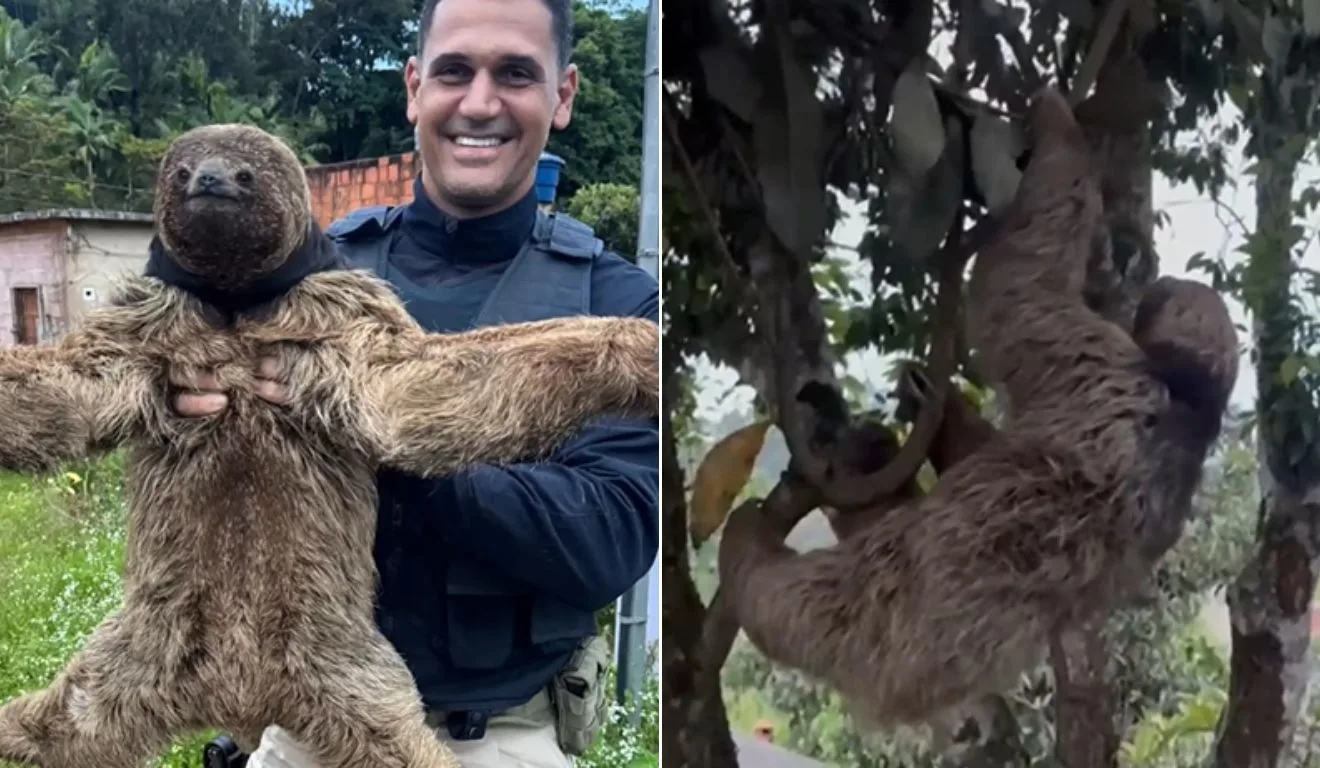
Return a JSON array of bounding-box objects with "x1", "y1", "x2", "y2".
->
[{"x1": 405, "y1": 0, "x2": 578, "y2": 218}]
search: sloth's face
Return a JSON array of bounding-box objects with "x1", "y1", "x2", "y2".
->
[{"x1": 154, "y1": 125, "x2": 311, "y2": 290}]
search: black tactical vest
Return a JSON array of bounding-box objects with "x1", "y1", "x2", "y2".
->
[{"x1": 325, "y1": 204, "x2": 604, "y2": 714}]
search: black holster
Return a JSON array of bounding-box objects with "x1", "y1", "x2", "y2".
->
[{"x1": 202, "y1": 735, "x2": 249, "y2": 768}]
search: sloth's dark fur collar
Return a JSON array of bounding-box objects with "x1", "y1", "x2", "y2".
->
[{"x1": 145, "y1": 223, "x2": 344, "y2": 326}]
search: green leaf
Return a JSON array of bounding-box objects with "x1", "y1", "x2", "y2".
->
[
  {"x1": 753, "y1": 21, "x2": 827, "y2": 259},
  {"x1": 1227, "y1": 82, "x2": 1251, "y2": 113},
  {"x1": 697, "y1": 46, "x2": 760, "y2": 123},
  {"x1": 892, "y1": 115, "x2": 964, "y2": 264},
  {"x1": 1194, "y1": 0, "x2": 1224, "y2": 30},
  {"x1": 1261, "y1": 11, "x2": 1293, "y2": 66}
]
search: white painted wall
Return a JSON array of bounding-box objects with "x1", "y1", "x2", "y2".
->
[{"x1": 64, "y1": 220, "x2": 154, "y2": 326}]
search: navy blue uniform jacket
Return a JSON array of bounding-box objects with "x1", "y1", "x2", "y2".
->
[{"x1": 330, "y1": 178, "x2": 658, "y2": 713}]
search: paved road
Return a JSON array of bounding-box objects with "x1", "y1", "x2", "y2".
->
[{"x1": 732, "y1": 733, "x2": 826, "y2": 768}]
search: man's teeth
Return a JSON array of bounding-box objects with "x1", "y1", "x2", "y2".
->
[{"x1": 454, "y1": 136, "x2": 503, "y2": 147}]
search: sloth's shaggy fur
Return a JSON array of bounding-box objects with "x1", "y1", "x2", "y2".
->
[
  {"x1": 0, "y1": 124, "x2": 659, "y2": 768},
  {"x1": 717, "y1": 88, "x2": 1238, "y2": 734}
]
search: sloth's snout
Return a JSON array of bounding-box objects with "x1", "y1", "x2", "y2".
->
[
  {"x1": 187, "y1": 160, "x2": 238, "y2": 200},
  {"x1": 196, "y1": 170, "x2": 222, "y2": 190}
]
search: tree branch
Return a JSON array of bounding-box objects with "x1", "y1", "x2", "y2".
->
[
  {"x1": 664, "y1": 85, "x2": 971, "y2": 512},
  {"x1": 1068, "y1": 0, "x2": 1132, "y2": 107},
  {"x1": 1050, "y1": 621, "x2": 1120, "y2": 767},
  {"x1": 661, "y1": 353, "x2": 739, "y2": 767}
]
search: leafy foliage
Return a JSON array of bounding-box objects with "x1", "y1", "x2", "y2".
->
[
  {"x1": 564, "y1": 181, "x2": 641, "y2": 257},
  {"x1": 0, "y1": 0, "x2": 645, "y2": 216},
  {"x1": 579, "y1": 661, "x2": 661, "y2": 768}
]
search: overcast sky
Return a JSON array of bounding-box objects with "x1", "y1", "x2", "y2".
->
[{"x1": 690, "y1": 104, "x2": 1320, "y2": 426}]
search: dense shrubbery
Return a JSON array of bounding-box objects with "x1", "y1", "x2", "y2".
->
[{"x1": 0, "y1": 0, "x2": 645, "y2": 215}]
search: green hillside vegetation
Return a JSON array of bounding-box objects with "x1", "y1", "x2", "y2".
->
[{"x1": 0, "y1": 0, "x2": 644, "y2": 234}]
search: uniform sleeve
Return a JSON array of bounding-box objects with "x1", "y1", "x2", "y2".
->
[{"x1": 444, "y1": 256, "x2": 660, "y2": 611}]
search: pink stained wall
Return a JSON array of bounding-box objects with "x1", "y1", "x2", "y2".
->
[{"x1": 0, "y1": 219, "x2": 67, "y2": 346}]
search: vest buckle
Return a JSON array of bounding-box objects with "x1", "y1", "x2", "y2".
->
[{"x1": 446, "y1": 709, "x2": 490, "y2": 741}]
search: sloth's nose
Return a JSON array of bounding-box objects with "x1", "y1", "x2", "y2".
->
[{"x1": 196, "y1": 171, "x2": 222, "y2": 189}]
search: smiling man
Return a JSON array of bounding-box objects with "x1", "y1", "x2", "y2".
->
[
  {"x1": 411, "y1": 1, "x2": 569, "y2": 216},
  {"x1": 173, "y1": 0, "x2": 659, "y2": 766}
]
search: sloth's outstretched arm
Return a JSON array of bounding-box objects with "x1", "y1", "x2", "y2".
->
[
  {"x1": 0, "y1": 336, "x2": 145, "y2": 473},
  {"x1": 363, "y1": 315, "x2": 659, "y2": 476},
  {"x1": 963, "y1": 87, "x2": 1146, "y2": 421},
  {"x1": 822, "y1": 369, "x2": 1002, "y2": 541}
]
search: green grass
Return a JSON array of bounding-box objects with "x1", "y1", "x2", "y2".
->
[
  {"x1": 577, "y1": 665, "x2": 660, "y2": 768},
  {"x1": 0, "y1": 454, "x2": 212, "y2": 767},
  {"x1": 0, "y1": 453, "x2": 658, "y2": 768}
]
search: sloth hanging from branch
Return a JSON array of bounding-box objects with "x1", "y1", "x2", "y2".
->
[{"x1": 716, "y1": 86, "x2": 1238, "y2": 741}]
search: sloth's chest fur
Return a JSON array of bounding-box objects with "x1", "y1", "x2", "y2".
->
[{"x1": 95, "y1": 274, "x2": 407, "y2": 652}]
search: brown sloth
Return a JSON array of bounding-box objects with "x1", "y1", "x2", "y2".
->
[
  {"x1": 0, "y1": 124, "x2": 659, "y2": 768},
  {"x1": 717, "y1": 86, "x2": 1238, "y2": 736},
  {"x1": 818, "y1": 372, "x2": 997, "y2": 542}
]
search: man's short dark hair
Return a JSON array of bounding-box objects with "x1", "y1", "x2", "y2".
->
[{"x1": 418, "y1": 0, "x2": 574, "y2": 72}]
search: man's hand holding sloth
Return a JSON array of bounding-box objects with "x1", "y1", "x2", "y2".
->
[{"x1": 171, "y1": 358, "x2": 291, "y2": 416}]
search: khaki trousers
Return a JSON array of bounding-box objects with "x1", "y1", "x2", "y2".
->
[{"x1": 244, "y1": 689, "x2": 573, "y2": 768}]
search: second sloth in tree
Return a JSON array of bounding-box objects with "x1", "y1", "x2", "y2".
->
[{"x1": 718, "y1": 87, "x2": 1238, "y2": 734}]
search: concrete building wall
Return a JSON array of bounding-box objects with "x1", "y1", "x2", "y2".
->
[
  {"x1": 305, "y1": 153, "x2": 419, "y2": 230},
  {"x1": 64, "y1": 220, "x2": 154, "y2": 325},
  {"x1": 0, "y1": 220, "x2": 66, "y2": 346}
]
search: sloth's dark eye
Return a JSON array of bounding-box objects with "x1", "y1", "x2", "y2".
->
[
  {"x1": 236, "y1": 169, "x2": 253, "y2": 184},
  {"x1": 176, "y1": 167, "x2": 191, "y2": 182}
]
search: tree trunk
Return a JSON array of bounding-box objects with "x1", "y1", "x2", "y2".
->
[
  {"x1": 1050, "y1": 623, "x2": 1121, "y2": 767},
  {"x1": 1211, "y1": 89, "x2": 1320, "y2": 767},
  {"x1": 1213, "y1": 491, "x2": 1318, "y2": 768},
  {"x1": 661, "y1": 366, "x2": 740, "y2": 768}
]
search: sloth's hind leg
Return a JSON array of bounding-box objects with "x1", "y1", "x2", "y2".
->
[
  {"x1": 287, "y1": 692, "x2": 458, "y2": 768},
  {"x1": 0, "y1": 655, "x2": 180, "y2": 767},
  {"x1": 283, "y1": 638, "x2": 459, "y2": 768}
]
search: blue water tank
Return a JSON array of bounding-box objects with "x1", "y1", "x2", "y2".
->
[{"x1": 536, "y1": 152, "x2": 565, "y2": 206}]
